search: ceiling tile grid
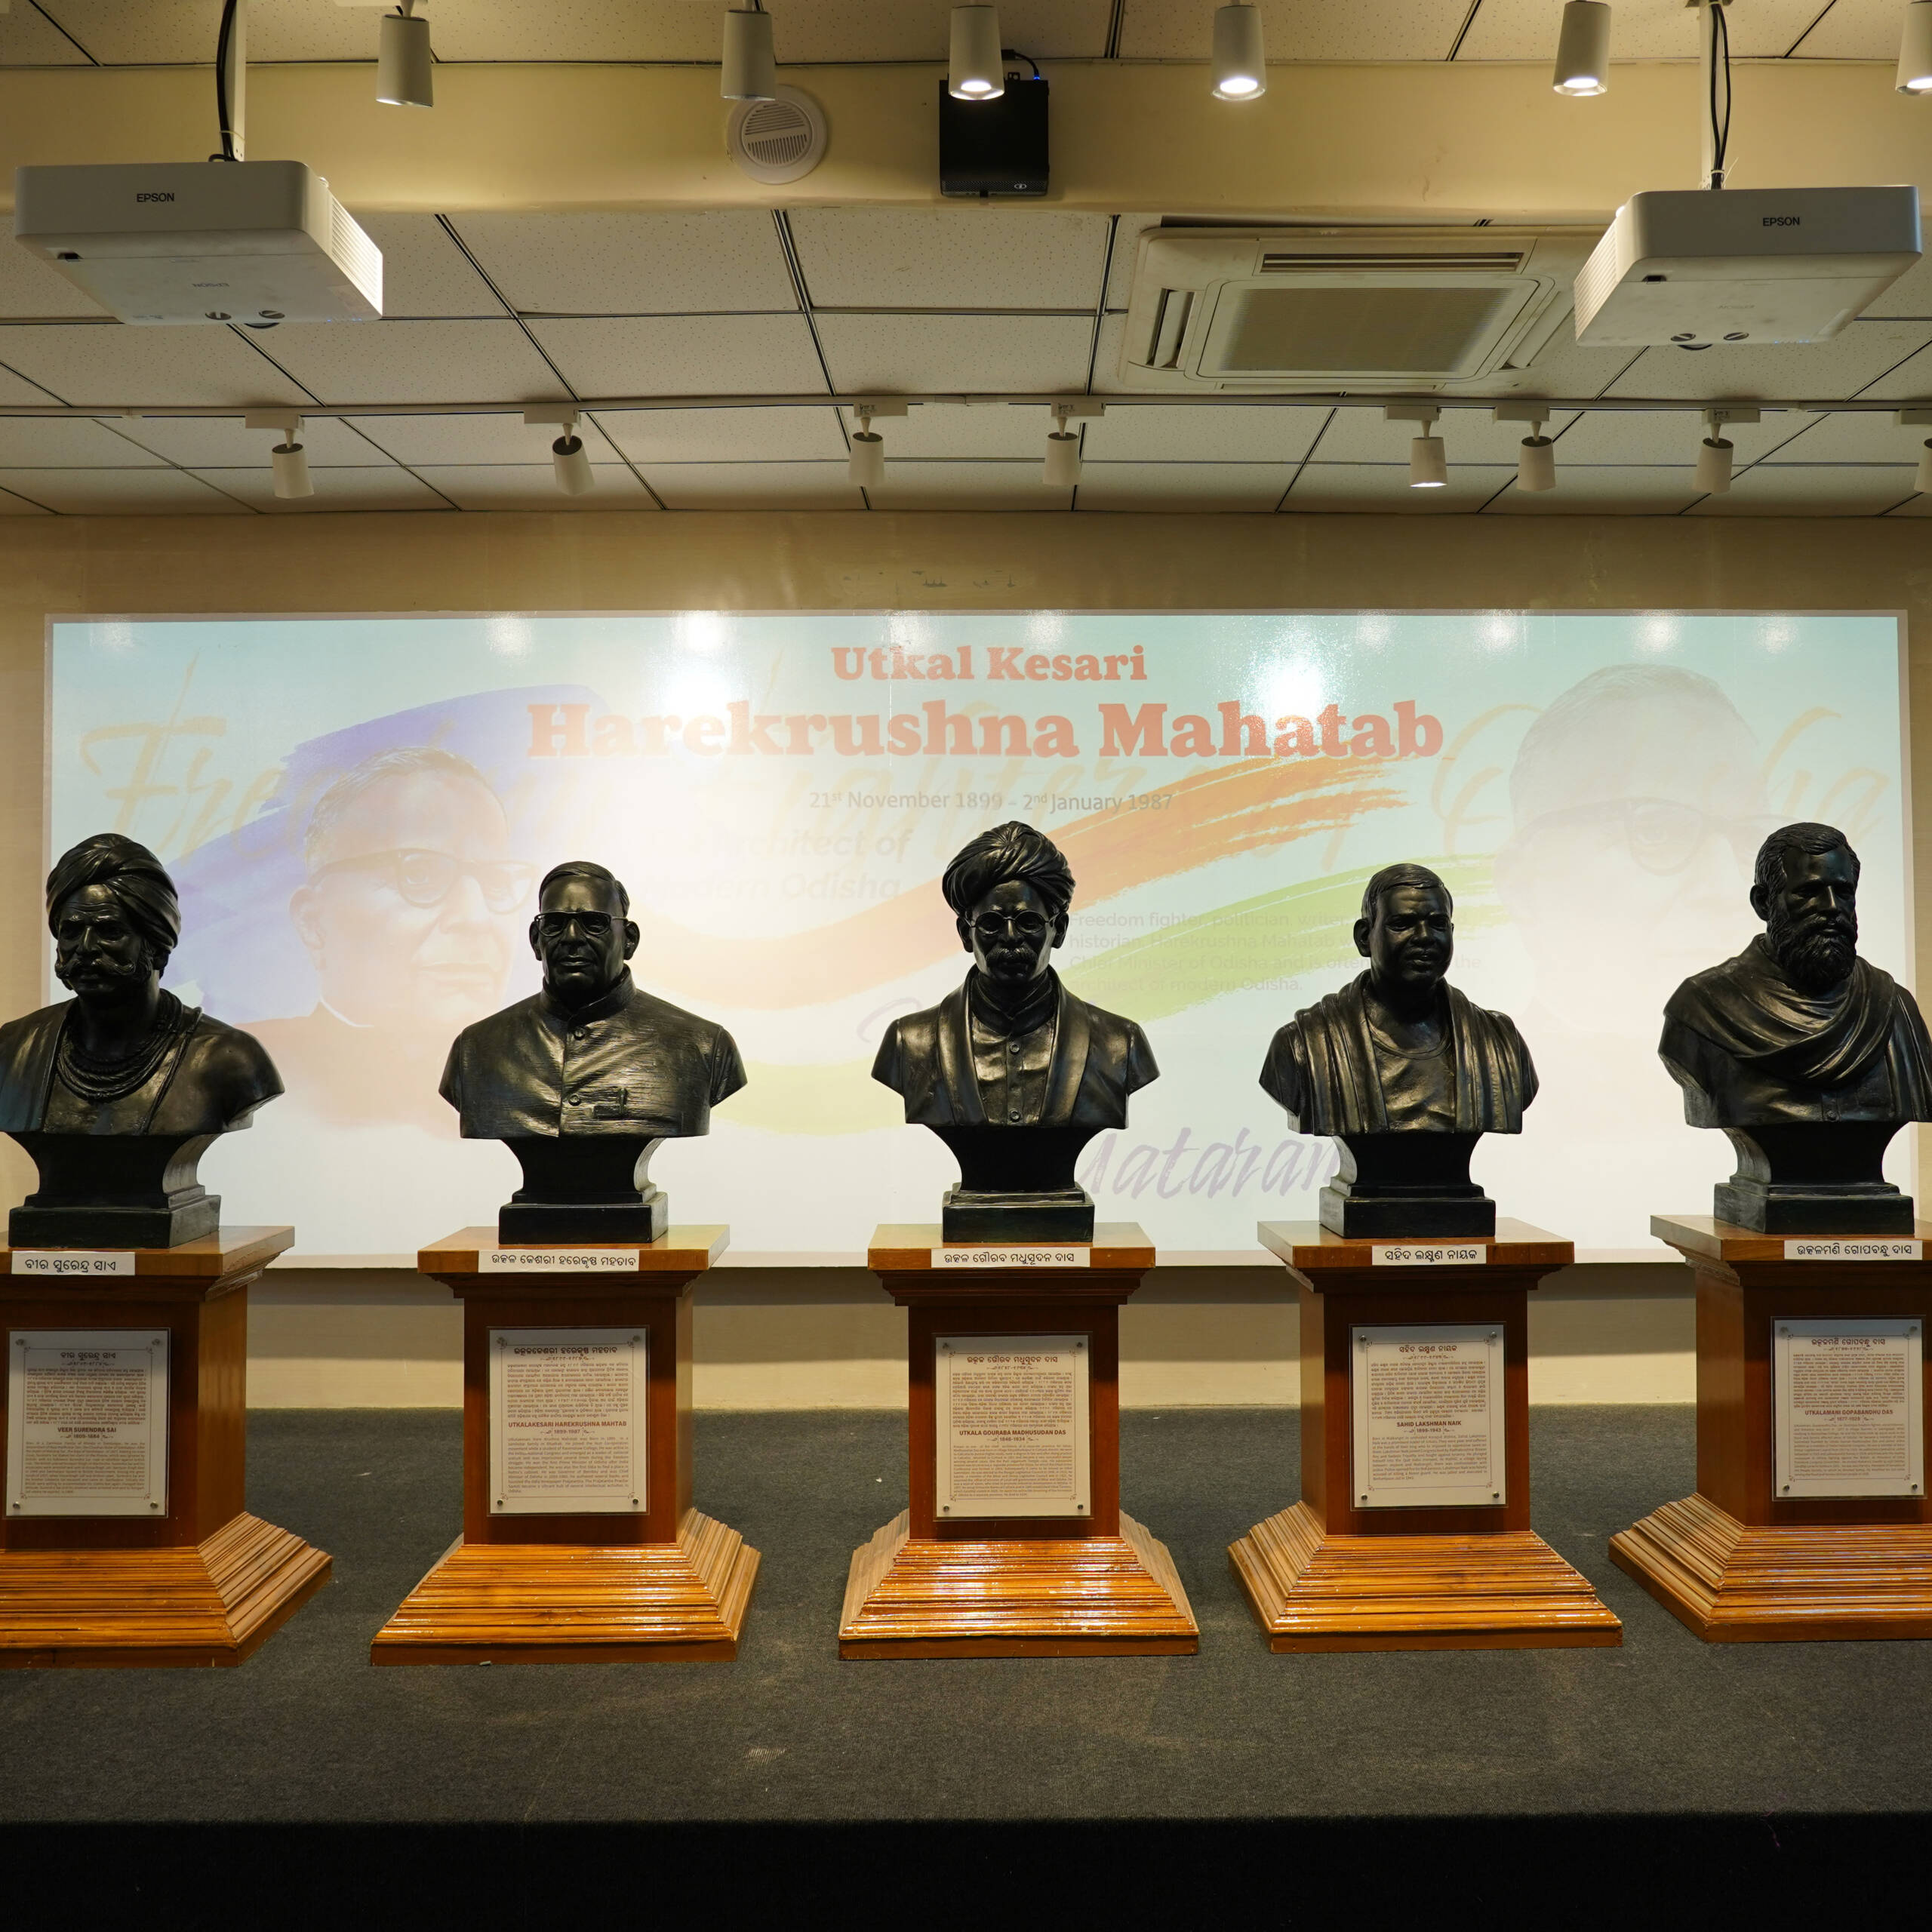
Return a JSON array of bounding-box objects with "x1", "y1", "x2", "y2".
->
[
  {"x1": 791, "y1": 209, "x2": 1111, "y2": 312},
  {"x1": 642, "y1": 460, "x2": 863, "y2": 509},
  {"x1": 1479, "y1": 465, "x2": 1707, "y2": 514},
  {"x1": 528, "y1": 314, "x2": 830, "y2": 398},
  {"x1": 1075, "y1": 461, "x2": 1300, "y2": 510},
  {"x1": 345, "y1": 411, "x2": 623, "y2": 466},
  {"x1": 0, "y1": 324, "x2": 306, "y2": 408},
  {"x1": 0, "y1": 466, "x2": 249, "y2": 512},
  {"x1": 1119, "y1": 0, "x2": 1470, "y2": 63},
  {"x1": 344, "y1": 215, "x2": 511, "y2": 321},
  {"x1": 1687, "y1": 463, "x2": 1921, "y2": 514},
  {"x1": 814, "y1": 312, "x2": 1094, "y2": 394},
  {"x1": 867, "y1": 460, "x2": 1075, "y2": 510},
  {"x1": 599, "y1": 405, "x2": 848, "y2": 463},
  {"x1": 1283, "y1": 463, "x2": 1515, "y2": 512},
  {"x1": 414, "y1": 463, "x2": 660, "y2": 509},
  {"x1": 192, "y1": 465, "x2": 451, "y2": 512}
]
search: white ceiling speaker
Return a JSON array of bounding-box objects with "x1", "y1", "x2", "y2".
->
[{"x1": 728, "y1": 86, "x2": 827, "y2": 185}]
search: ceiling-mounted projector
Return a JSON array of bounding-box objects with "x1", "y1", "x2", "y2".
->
[
  {"x1": 1574, "y1": 186, "x2": 1921, "y2": 347},
  {"x1": 14, "y1": 160, "x2": 382, "y2": 325}
]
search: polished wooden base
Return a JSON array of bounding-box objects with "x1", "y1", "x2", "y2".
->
[
  {"x1": 838, "y1": 1508, "x2": 1198, "y2": 1659},
  {"x1": 1230, "y1": 1501, "x2": 1622, "y2": 1652},
  {"x1": 371, "y1": 1508, "x2": 759, "y2": 1665},
  {"x1": 0, "y1": 1512, "x2": 331, "y2": 1669},
  {"x1": 1611, "y1": 1493, "x2": 1932, "y2": 1642}
]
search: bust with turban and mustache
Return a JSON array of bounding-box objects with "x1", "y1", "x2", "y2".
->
[{"x1": 0, "y1": 834, "x2": 282, "y2": 1245}]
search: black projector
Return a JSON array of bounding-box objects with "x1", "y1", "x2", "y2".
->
[{"x1": 938, "y1": 74, "x2": 1049, "y2": 198}]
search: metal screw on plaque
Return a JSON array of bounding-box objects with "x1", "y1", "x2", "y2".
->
[
  {"x1": 1783, "y1": 1482, "x2": 1792, "y2": 1492},
  {"x1": 1491, "y1": 1492, "x2": 1500, "y2": 1501},
  {"x1": 941, "y1": 1503, "x2": 951, "y2": 1513},
  {"x1": 1780, "y1": 1327, "x2": 1789, "y2": 1338}
]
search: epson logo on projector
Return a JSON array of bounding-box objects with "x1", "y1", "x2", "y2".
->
[
  {"x1": 1762, "y1": 215, "x2": 1801, "y2": 226},
  {"x1": 135, "y1": 192, "x2": 175, "y2": 203}
]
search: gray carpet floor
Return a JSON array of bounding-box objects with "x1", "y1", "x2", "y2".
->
[{"x1": 2, "y1": 1406, "x2": 1930, "y2": 1824}]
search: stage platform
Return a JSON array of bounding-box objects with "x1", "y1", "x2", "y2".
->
[{"x1": 3, "y1": 1407, "x2": 1930, "y2": 1919}]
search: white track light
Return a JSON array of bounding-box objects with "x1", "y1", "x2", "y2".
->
[
  {"x1": 377, "y1": 2, "x2": 433, "y2": 109},
  {"x1": 1211, "y1": 5, "x2": 1266, "y2": 100},
  {"x1": 1917, "y1": 441, "x2": 1932, "y2": 494},
  {"x1": 552, "y1": 434, "x2": 595, "y2": 495},
  {"x1": 1410, "y1": 435, "x2": 1447, "y2": 488},
  {"x1": 849, "y1": 406, "x2": 886, "y2": 488},
  {"x1": 271, "y1": 438, "x2": 313, "y2": 499},
  {"x1": 1044, "y1": 405, "x2": 1081, "y2": 486},
  {"x1": 1552, "y1": 1, "x2": 1611, "y2": 97},
  {"x1": 1900, "y1": 2, "x2": 1932, "y2": 91},
  {"x1": 722, "y1": 7, "x2": 777, "y2": 101},
  {"x1": 1518, "y1": 436, "x2": 1557, "y2": 492},
  {"x1": 949, "y1": 6, "x2": 1004, "y2": 100},
  {"x1": 1695, "y1": 436, "x2": 1734, "y2": 494}
]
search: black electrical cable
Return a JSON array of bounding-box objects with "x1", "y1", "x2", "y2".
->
[
  {"x1": 1707, "y1": 2, "x2": 1731, "y2": 189},
  {"x1": 211, "y1": 0, "x2": 240, "y2": 162},
  {"x1": 1001, "y1": 47, "x2": 1042, "y2": 77}
]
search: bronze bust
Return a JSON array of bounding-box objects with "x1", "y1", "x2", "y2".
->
[
  {"x1": 1660, "y1": 822, "x2": 1932, "y2": 1232},
  {"x1": 872, "y1": 822, "x2": 1157, "y2": 1241},
  {"x1": 1260, "y1": 862, "x2": 1537, "y2": 1236},
  {"x1": 0, "y1": 834, "x2": 282, "y2": 1246},
  {"x1": 441, "y1": 860, "x2": 746, "y2": 1241}
]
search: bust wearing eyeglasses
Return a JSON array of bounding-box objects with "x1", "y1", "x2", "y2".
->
[
  {"x1": 1260, "y1": 863, "x2": 1537, "y2": 1237},
  {"x1": 1660, "y1": 823, "x2": 1932, "y2": 1232},
  {"x1": 439, "y1": 860, "x2": 746, "y2": 1241},
  {"x1": 872, "y1": 822, "x2": 1157, "y2": 1241}
]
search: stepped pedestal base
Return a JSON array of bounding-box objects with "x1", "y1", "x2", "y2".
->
[
  {"x1": 1611, "y1": 1494, "x2": 1932, "y2": 1642},
  {"x1": 0, "y1": 1512, "x2": 331, "y2": 1669},
  {"x1": 1231, "y1": 1501, "x2": 1622, "y2": 1652},
  {"x1": 839, "y1": 1509, "x2": 1198, "y2": 1659},
  {"x1": 371, "y1": 1508, "x2": 759, "y2": 1665}
]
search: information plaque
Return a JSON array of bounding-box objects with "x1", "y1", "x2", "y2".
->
[
  {"x1": 1774, "y1": 1318, "x2": 1924, "y2": 1500},
  {"x1": 488, "y1": 1327, "x2": 647, "y2": 1515},
  {"x1": 934, "y1": 1334, "x2": 1091, "y2": 1520},
  {"x1": 5, "y1": 1329, "x2": 168, "y2": 1517},
  {"x1": 1350, "y1": 1322, "x2": 1506, "y2": 1510}
]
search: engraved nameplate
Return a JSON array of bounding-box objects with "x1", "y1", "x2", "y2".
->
[
  {"x1": 1351, "y1": 1323, "x2": 1506, "y2": 1510},
  {"x1": 1774, "y1": 1318, "x2": 1924, "y2": 1500},
  {"x1": 1782, "y1": 1238, "x2": 1922, "y2": 1263},
  {"x1": 9, "y1": 1252, "x2": 137, "y2": 1278},
  {"x1": 1371, "y1": 1243, "x2": 1487, "y2": 1267},
  {"x1": 479, "y1": 1248, "x2": 641, "y2": 1274},
  {"x1": 931, "y1": 1247, "x2": 1091, "y2": 1269},
  {"x1": 488, "y1": 1327, "x2": 647, "y2": 1515},
  {"x1": 5, "y1": 1329, "x2": 168, "y2": 1518},
  {"x1": 934, "y1": 1334, "x2": 1091, "y2": 1519}
]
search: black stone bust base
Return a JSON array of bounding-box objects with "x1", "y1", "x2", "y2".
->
[
  {"x1": 1715, "y1": 1122, "x2": 1914, "y2": 1235},
  {"x1": 5, "y1": 1131, "x2": 220, "y2": 1249},
  {"x1": 929, "y1": 1123, "x2": 1099, "y2": 1243},
  {"x1": 497, "y1": 1135, "x2": 669, "y2": 1246},
  {"x1": 1318, "y1": 1131, "x2": 1497, "y2": 1239}
]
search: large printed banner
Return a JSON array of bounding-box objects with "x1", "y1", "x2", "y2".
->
[{"x1": 49, "y1": 611, "x2": 1907, "y2": 1261}]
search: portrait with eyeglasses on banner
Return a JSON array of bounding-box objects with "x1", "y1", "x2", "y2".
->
[
  {"x1": 247, "y1": 746, "x2": 538, "y2": 1132},
  {"x1": 872, "y1": 821, "x2": 1158, "y2": 1242}
]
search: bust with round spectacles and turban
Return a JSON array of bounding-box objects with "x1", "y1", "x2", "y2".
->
[
  {"x1": 872, "y1": 821, "x2": 1158, "y2": 1242},
  {"x1": 0, "y1": 833, "x2": 283, "y2": 1247},
  {"x1": 1660, "y1": 822, "x2": 1932, "y2": 1232},
  {"x1": 438, "y1": 860, "x2": 746, "y2": 1241}
]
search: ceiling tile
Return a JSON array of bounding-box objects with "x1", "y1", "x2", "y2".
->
[
  {"x1": 37, "y1": 1, "x2": 368, "y2": 62},
  {"x1": 1313, "y1": 405, "x2": 1579, "y2": 464},
  {"x1": 0, "y1": 487, "x2": 53, "y2": 516},
  {"x1": 345, "y1": 214, "x2": 509, "y2": 320},
  {"x1": 758, "y1": 2, "x2": 1112, "y2": 62},
  {"x1": 847, "y1": 402, "x2": 1049, "y2": 459},
  {"x1": 0, "y1": 8, "x2": 93, "y2": 63},
  {"x1": 1081, "y1": 403, "x2": 1330, "y2": 461},
  {"x1": 1752, "y1": 411, "x2": 1932, "y2": 463},
  {"x1": 1283, "y1": 463, "x2": 1514, "y2": 511},
  {"x1": 1484, "y1": 327, "x2": 1645, "y2": 401},
  {"x1": 1687, "y1": 464, "x2": 1919, "y2": 515},
  {"x1": 1603, "y1": 322, "x2": 1932, "y2": 402},
  {"x1": 0, "y1": 324, "x2": 306, "y2": 407},
  {"x1": 597, "y1": 405, "x2": 846, "y2": 463},
  {"x1": 448, "y1": 213, "x2": 796, "y2": 316},
  {"x1": 118, "y1": 414, "x2": 387, "y2": 468},
  {"x1": 815, "y1": 313, "x2": 1093, "y2": 394},
  {"x1": 0, "y1": 243, "x2": 111, "y2": 321},
  {"x1": 644, "y1": 461, "x2": 863, "y2": 509},
  {"x1": 412, "y1": 465, "x2": 658, "y2": 510},
  {"x1": 1884, "y1": 488, "x2": 1932, "y2": 516},
  {"x1": 0, "y1": 417, "x2": 164, "y2": 466},
  {"x1": 1481, "y1": 465, "x2": 1704, "y2": 514},
  {"x1": 1120, "y1": 0, "x2": 1469, "y2": 60},
  {"x1": 1457, "y1": 0, "x2": 1826, "y2": 60},
  {"x1": 0, "y1": 467, "x2": 249, "y2": 512},
  {"x1": 1550, "y1": 408, "x2": 1797, "y2": 463},
  {"x1": 1862, "y1": 252, "x2": 1932, "y2": 321},
  {"x1": 528, "y1": 315, "x2": 828, "y2": 398},
  {"x1": 1845, "y1": 340, "x2": 1932, "y2": 403},
  {"x1": 1789, "y1": 0, "x2": 1900, "y2": 59},
  {"x1": 254, "y1": 319, "x2": 568, "y2": 406},
  {"x1": 188, "y1": 466, "x2": 451, "y2": 513},
  {"x1": 869, "y1": 460, "x2": 1072, "y2": 510},
  {"x1": 1075, "y1": 461, "x2": 1297, "y2": 510},
  {"x1": 348, "y1": 413, "x2": 622, "y2": 466},
  {"x1": 792, "y1": 210, "x2": 1109, "y2": 312}
]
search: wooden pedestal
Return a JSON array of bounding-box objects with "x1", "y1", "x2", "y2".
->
[
  {"x1": 1229, "y1": 1220, "x2": 1620, "y2": 1653},
  {"x1": 0, "y1": 1228, "x2": 331, "y2": 1667},
  {"x1": 1611, "y1": 1215, "x2": 1932, "y2": 1642},
  {"x1": 371, "y1": 1226, "x2": 758, "y2": 1665},
  {"x1": 839, "y1": 1224, "x2": 1198, "y2": 1659}
]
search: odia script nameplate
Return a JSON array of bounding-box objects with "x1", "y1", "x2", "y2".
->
[
  {"x1": 488, "y1": 1327, "x2": 647, "y2": 1516},
  {"x1": 934, "y1": 1334, "x2": 1091, "y2": 1521},
  {"x1": 5, "y1": 1329, "x2": 168, "y2": 1518},
  {"x1": 1774, "y1": 1318, "x2": 1925, "y2": 1500},
  {"x1": 1350, "y1": 1322, "x2": 1506, "y2": 1511}
]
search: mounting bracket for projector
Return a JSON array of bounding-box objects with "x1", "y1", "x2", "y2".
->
[
  {"x1": 1687, "y1": 0, "x2": 1733, "y2": 189},
  {"x1": 214, "y1": 0, "x2": 247, "y2": 162}
]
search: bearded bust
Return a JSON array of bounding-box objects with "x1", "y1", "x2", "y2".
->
[{"x1": 1660, "y1": 822, "x2": 1932, "y2": 1231}]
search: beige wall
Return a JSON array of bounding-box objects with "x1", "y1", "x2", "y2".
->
[{"x1": 2, "y1": 509, "x2": 1921, "y2": 1406}]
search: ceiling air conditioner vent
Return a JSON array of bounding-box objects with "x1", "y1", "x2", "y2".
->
[{"x1": 1119, "y1": 227, "x2": 1592, "y2": 392}]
